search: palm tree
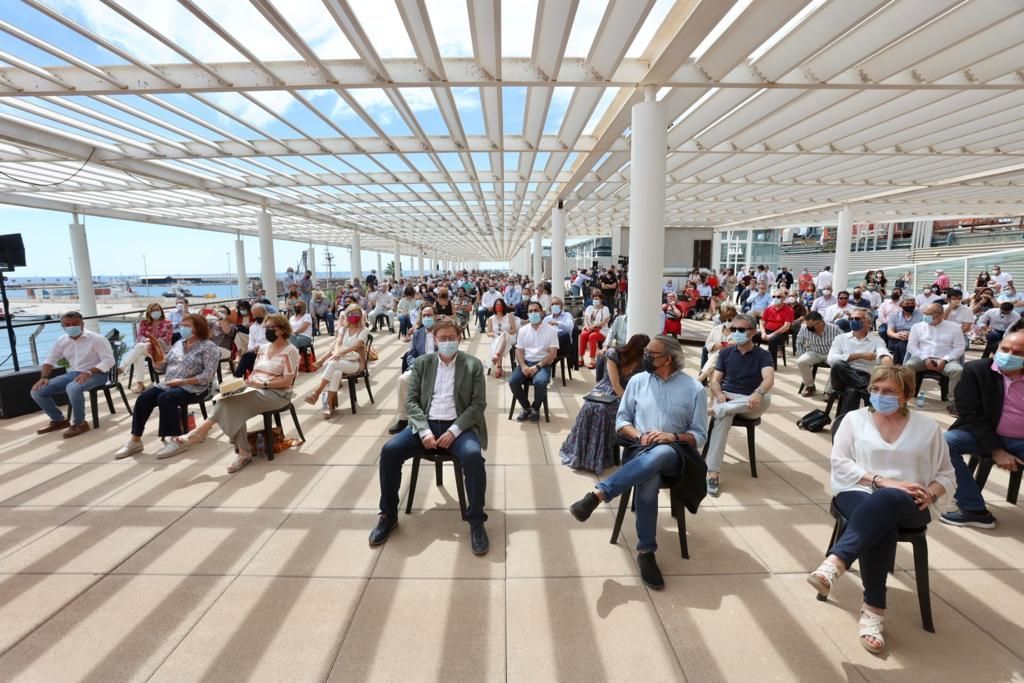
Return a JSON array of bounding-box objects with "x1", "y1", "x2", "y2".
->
[{"x1": 384, "y1": 261, "x2": 395, "y2": 278}]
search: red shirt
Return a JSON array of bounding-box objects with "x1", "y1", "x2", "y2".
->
[
  {"x1": 761, "y1": 304, "x2": 794, "y2": 332},
  {"x1": 707, "y1": 275, "x2": 719, "y2": 288},
  {"x1": 798, "y1": 274, "x2": 814, "y2": 292}
]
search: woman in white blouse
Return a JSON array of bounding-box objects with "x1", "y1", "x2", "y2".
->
[
  {"x1": 696, "y1": 304, "x2": 737, "y2": 383},
  {"x1": 304, "y1": 303, "x2": 369, "y2": 418},
  {"x1": 578, "y1": 289, "x2": 610, "y2": 369},
  {"x1": 807, "y1": 365, "x2": 954, "y2": 655},
  {"x1": 289, "y1": 300, "x2": 313, "y2": 351},
  {"x1": 485, "y1": 298, "x2": 518, "y2": 378}
]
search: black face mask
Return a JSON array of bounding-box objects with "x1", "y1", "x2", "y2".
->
[
  {"x1": 254, "y1": 316, "x2": 264, "y2": 324},
  {"x1": 642, "y1": 354, "x2": 658, "y2": 374},
  {"x1": 265, "y1": 329, "x2": 278, "y2": 343},
  {"x1": 902, "y1": 306, "x2": 915, "y2": 313}
]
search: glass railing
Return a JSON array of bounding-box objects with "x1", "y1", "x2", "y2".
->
[{"x1": 847, "y1": 246, "x2": 1024, "y2": 293}]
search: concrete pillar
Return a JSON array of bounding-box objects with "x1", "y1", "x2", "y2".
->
[
  {"x1": 350, "y1": 229, "x2": 362, "y2": 286},
  {"x1": 833, "y1": 206, "x2": 853, "y2": 292},
  {"x1": 234, "y1": 238, "x2": 247, "y2": 297},
  {"x1": 418, "y1": 252, "x2": 424, "y2": 278},
  {"x1": 712, "y1": 230, "x2": 722, "y2": 271},
  {"x1": 625, "y1": 86, "x2": 667, "y2": 338},
  {"x1": 551, "y1": 201, "x2": 566, "y2": 298},
  {"x1": 886, "y1": 222, "x2": 895, "y2": 251},
  {"x1": 307, "y1": 244, "x2": 316, "y2": 285},
  {"x1": 377, "y1": 252, "x2": 383, "y2": 279},
  {"x1": 611, "y1": 225, "x2": 623, "y2": 264},
  {"x1": 68, "y1": 216, "x2": 99, "y2": 332},
  {"x1": 393, "y1": 240, "x2": 402, "y2": 281},
  {"x1": 532, "y1": 231, "x2": 543, "y2": 285},
  {"x1": 258, "y1": 209, "x2": 276, "y2": 298}
]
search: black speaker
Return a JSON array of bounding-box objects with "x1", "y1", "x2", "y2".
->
[
  {"x1": 0, "y1": 234, "x2": 25, "y2": 272},
  {"x1": 0, "y1": 366, "x2": 66, "y2": 418}
]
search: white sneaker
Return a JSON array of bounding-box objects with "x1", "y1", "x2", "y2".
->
[
  {"x1": 155, "y1": 439, "x2": 189, "y2": 459},
  {"x1": 114, "y1": 440, "x2": 144, "y2": 459}
]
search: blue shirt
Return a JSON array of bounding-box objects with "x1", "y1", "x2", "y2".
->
[
  {"x1": 716, "y1": 344, "x2": 773, "y2": 395},
  {"x1": 747, "y1": 291, "x2": 772, "y2": 313},
  {"x1": 888, "y1": 309, "x2": 922, "y2": 334},
  {"x1": 543, "y1": 311, "x2": 575, "y2": 335},
  {"x1": 615, "y1": 371, "x2": 709, "y2": 450},
  {"x1": 505, "y1": 287, "x2": 522, "y2": 307}
]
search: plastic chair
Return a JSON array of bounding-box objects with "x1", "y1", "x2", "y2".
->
[
  {"x1": 258, "y1": 402, "x2": 305, "y2": 462},
  {"x1": 701, "y1": 415, "x2": 761, "y2": 477},
  {"x1": 66, "y1": 340, "x2": 133, "y2": 429},
  {"x1": 342, "y1": 334, "x2": 375, "y2": 414},
  {"x1": 404, "y1": 449, "x2": 468, "y2": 519},
  {"x1": 798, "y1": 362, "x2": 829, "y2": 394},
  {"x1": 610, "y1": 474, "x2": 690, "y2": 559},
  {"x1": 914, "y1": 370, "x2": 949, "y2": 402},
  {"x1": 507, "y1": 383, "x2": 550, "y2": 423},
  {"x1": 967, "y1": 454, "x2": 1021, "y2": 505}
]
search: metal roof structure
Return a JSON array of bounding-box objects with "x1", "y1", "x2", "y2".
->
[{"x1": 0, "y1": 0, "x2": 1022, "y2": 262}]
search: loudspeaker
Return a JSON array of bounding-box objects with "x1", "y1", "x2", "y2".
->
[
  {"x1": 0, "y1": 234, "x2": 25, "y2": 272},
  {"x1": 0, "y1": 366, "x2": 66, "y2": 418}
]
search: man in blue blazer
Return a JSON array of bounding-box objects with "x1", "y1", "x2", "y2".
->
[
  {"x1": 371, "y1": 316, "x2": 490, "y2": 554},
  {"x1": 389, "y1": 306, "x2": 436, "y2": 434}
]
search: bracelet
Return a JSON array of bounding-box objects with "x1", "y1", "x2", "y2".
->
[{"x1": 871, "y1": 475, "x2": 882, "y2": 490}]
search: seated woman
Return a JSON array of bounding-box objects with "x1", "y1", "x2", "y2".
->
[
  {"x1": 434, "y1": 287, "x2": 455, "y2": 317},
  {"x1": 304, "y1": 304, "x2": 369, "y2": 418},
  {"x1": 579, "y1": 289, "x2": 610, "y2": 369},
  {"x1": 559, "y1": 334, "x2": 648, "y2": 474},
  {"x1": 807, "y1": 365, "x2": 954, "y2": 655},
  {"x1": 289, "y1": 300, "x2": 313, "y2": 352},
  {"x1": 485, "y1": 298, "x2": 518, "y2": 378},
  {"x1": 661, "y1": 292, "x2": 685, "y2": 337},
  {"x1": 209, "y1": 304, "x2": 236, "y2": 363},
  {"x1": 601, "y1": 302, "x2": 628, "y2": 356},
  {"x1": 696, "y1": 304, "x2": 737, "y2": 383},
  {"x1": 397, "y1": 285, "x2": 418, "y2": 340},
  {"x1": 120, "y1": 302, "x2": 173, "y2": 393},
  {"x1": 114, "y1": 314, "x2": 221, "y2": 459},
  {"x1": 178, "y1": 313, "x2": 300, "y2": 473}
]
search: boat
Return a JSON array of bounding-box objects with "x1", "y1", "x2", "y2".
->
[
  {"x1": 6, "y1": 306, "x2": 53, "y2": 322},
  {"x1": 161, "y1": 286, "x2": 193, "y2": 298}
]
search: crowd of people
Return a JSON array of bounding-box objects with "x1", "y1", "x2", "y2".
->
[{"x1": 25, "y1": 258, "x2": 1024, "y2": 656}]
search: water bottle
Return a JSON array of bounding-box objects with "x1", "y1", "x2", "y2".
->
[
  {"x1": 187, "y1": 411, "x2": 196, "y2": 432},
  {"x1": 916, "y1": 391, "x2": 925, "y2": 408},
  {"x1": 255, "y1": 433, "x2": 265, "y2": 458}
]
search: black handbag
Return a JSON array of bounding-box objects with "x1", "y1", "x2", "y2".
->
[
  {"x1": 796, "y1": 409, "x2": 831, "y2": 432},
  {"x1": 583, "y1": 390, "x2": 618, "y2": 404}
]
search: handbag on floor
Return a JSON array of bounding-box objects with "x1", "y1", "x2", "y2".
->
[{"x1": 796, "y1": 409, "x2": 831, "y2": 433}]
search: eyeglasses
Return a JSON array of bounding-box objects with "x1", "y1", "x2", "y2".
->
[
  {"x1": 728, "y1": 326, "x2": 751, "y2": 332},
  {"x1": 868, "y1": 387, "x2": 901, "y2": 397}
]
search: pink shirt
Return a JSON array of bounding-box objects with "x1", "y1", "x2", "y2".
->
[{"x1": 994, "y1": 362, "x2": 1024, "y2": 439}]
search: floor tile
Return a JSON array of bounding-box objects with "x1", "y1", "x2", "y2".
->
[
  {"x1": 197, "y1": 464, "x2": 327, "y2": 509},
  {"x1": 372, "y1": 510, "x2": 505, "y2": 579},
  {"x1": 242, "y1": 509, "x2": 382, "y2": 578},
  {"x1": 503, "y1": 464, "x2": 598, "y2": 510},
  {"x1": 0, "y1": 507, "x2": 86, "y2": 560},
  {"x1": 0, "y1": 574, "x2": 99, "y2": 655},
  {"x1": 506, "y1": 509, "x2": 640, "y2": 578}
]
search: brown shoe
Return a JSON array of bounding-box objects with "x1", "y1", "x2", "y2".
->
[
  {"x1": 800, "y1": 387, "x2": 816, "y2": 397},
  {"x1": 37, "y1": 419, "x2": 70, "y2": 434},
  {"x1": 62, "y1": 422, "x2": 91, "y2": 439}
]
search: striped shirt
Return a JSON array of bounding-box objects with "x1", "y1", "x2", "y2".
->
[{"x1": 796, "y1": 322, "x2": 840, "y2": 356}]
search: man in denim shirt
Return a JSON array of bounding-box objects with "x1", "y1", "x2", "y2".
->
[{"x1": 570, "y1": 335, "x2": 708, "y2": 589}]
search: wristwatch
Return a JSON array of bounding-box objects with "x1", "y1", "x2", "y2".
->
[{"x1": 263, "y1": 380, "x2": 269, "y2": 389}]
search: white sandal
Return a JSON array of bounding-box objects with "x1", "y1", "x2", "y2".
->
[
  {"x1": 807, "y1": 559, "x2": 843, "y2": 598},
  {"x1": 858, "y1": 609, "x2": 885, "y2": 654}
]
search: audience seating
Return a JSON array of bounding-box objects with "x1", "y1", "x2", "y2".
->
[
  {"x1": 701, "y1": 415, "x2": 760, "y2": 478},
  {"x1": 610, "y1": 474, "x2": 690, "y2": 559},
  {"x1": 914, "y1": 370, "x2": 949, "y2": 402},
  {"x1": 798, "y1": 362, "x2": 829, "y2": 394},
  {"x1": 65, "y1": 340, "x2": 133, "y2": 429},
  {"x1": 176, "y1": 390, "x2": 210, "y2": 432},
  {"x1": 258, "y1": 402, "x2": 305, "y2": 462},
  {"x1": 820, "y1": 498, "x2": 934, "y2": 633},
  {"x1": 507, "y1": 383, "x2": 550, "y2": 423},
  {"x1": 967, "y1": 454, "x2": 1022, "y2": 505},
  {"x1": 404, "y1": 449, "x2": 468, "y2": 519},
  {"x1": 341, "y1": 334, "x2": 375, "y2": 414}
]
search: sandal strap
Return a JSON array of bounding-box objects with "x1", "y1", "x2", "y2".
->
[
  {"x1": 859, "y1": 610, "x2": 885, "y2": 639},
  {"x1": 811, "y1": 560, "x2": 842, "y2": 588}
]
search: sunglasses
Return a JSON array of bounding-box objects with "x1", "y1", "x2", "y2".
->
[{"x1": 729, "y1": 326, "x2": 751, "y2": 332}]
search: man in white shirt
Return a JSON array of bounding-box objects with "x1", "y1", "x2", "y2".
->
[
  {"x1": 30, "y1": 311, "x2": 115, "y2": 438},
  {"x1": 372, "y1": 316, "x2": 490, "y2": 555},
  {"x1": 367, "y1": 284, "x2": 396, "y2": 333},
  {"x1": 827, "y1": 308, "x2": 892, "y2": 422},
  {"x1": 977, "y1": 301, "x2": 1021, "y2": 356},
  {"x1": 810, "y1": 288, "x2": 836, "y2": 314},
  {"x1": 823, "y1": 291, "x2": 854, "y2": 332},
  {"x1": 863, "y1": 283, "x2": 883, "y2": 309},
  {"x1": 477, "y1": 283, "x2": 501, "y2": 332},
  {"x1": 815, "y1": 266, "x2": 834, "y2": 292},
  {"x1": 232, "y1": 303, "x2": 267, "y2": 378},
  {"x1": 510, "y1": 301, "x2": 559, "y2": 422},
  {"x1": 992, "y1": 265, "x2": 1013, "y2": 291},
  {"x1": 943, "y1": 288, "x2": 976, "y2": 337},
  {"x1": 915, "y1": 286, "x2": 941, "y2": 309},
  {"x1": 905, "y1": 302, "x2": 966, "y2": 413}
]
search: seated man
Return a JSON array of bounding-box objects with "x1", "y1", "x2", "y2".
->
[
  {"x1": 976, "y1": 301, "x2": 1021, "y2": 358},
  {"x1": 940, "y1": 331, "x2": 1024, "y2": 529},
  {"x1": 366, "y1": 284, "x2": 395, "y2": 332},
  {"x1": 477, "y1": 282, "x2": 500, "y2": 332},
  {"x1": 510, "y1": 301, "x2": 559, "y2": 422},
  {"x1": 824, "y1": 291, "x2": 854, "y2": 332},
  {"x1": 885, "y1": 295, "x2": 921, "y2": 364},
  {"x1": 827, "y1": 308, "x2": 891, "y2": 425},
  {"x1": 370, "y1": 316, "x2": 490, "y2": 554},
  {"x1": 754, "y1": 292, "x2": 794, "y2": 368},
  {"x1": 30, "y1": 311, "x2": 115, "y2": 439},
  {"x1": 569, "y1": 335, "x2": 708, "y2": 589},
  {"x1": 388, "y1": 306, "x2": 436, "y2": 434},
  {"x1": 705, "y1": 314, "x2": 775, "y2": 497},
  {"x1": 795, "y1": 311, "x2": 839, "y2": 397},
  {"x1": 905, "y1": 302, "x2": 966, "y2": 414},
  {"x1": 743, "y1": 283, "x2": 772, "y2": 316},
  {"x1": 542, "y1": 296, "x2": 576, "y2": 369},
  {"x1": 232, "y1": 303, "x2": 266, "y2": 377}
]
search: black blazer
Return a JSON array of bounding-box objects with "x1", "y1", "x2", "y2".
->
[
  {"x1": 620, "y1": 440, "x2": 708, "y2": 514},
  {"x1": 950, "y1": 358, "x2": 1005, "y2": 454}
]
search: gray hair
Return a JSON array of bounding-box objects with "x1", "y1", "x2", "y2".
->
[
  {"x1": 61, "y1": 310, "x2": 84, "y2": 322},
  {"x1": 733, "y1": 313, "x2": 757, "y2": 329},
  {"x1": 652, "y1": 335, "x2": 686, "y2": 370},
  {"x1": 850, "y1": 307, "x2": 874, "y2": 321}
]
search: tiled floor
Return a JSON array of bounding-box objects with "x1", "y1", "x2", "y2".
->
[{"x1": 2, "y1": 324, "x2": 1023, "y2": 682}]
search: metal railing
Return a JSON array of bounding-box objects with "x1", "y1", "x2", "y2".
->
[{"x1": 847, "y1": 245, "x2": 1024, "y2": 292}]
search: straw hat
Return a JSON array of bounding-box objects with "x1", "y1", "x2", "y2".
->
[{"x1": 213, "y1": 376, "x2": 250, "y2": 401}]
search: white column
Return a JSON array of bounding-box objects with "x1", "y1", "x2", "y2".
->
[
  {"x1": 350, "y1": 229, "x2": 362, "y2": 286},
  {"x1": 393, "y1": 240, "x2": 402, "y2": 280},
  {"x1": 258, "y1": 209, "x2": 277, "y2": 298},
  {"x1": 377, "y1": 252, "x2": 383, "y2": 278},
  {"x1": 532, "y1": 231, "x2": 543, "y2": 284},
  {"x1": 611, "y1": 225, "x2": 623, "y2": 264},
  {"x1": 551, "y1": 201, "x2": 566, "y2": 298},
  {"x1": 234, "y1": 237, "x2": 247, "y2": 297},
  {"x1": 833, "y1": 206, "x2": 853, "y2": 293},
  {"x1": 886, "y1": 222, "x2": 895, "y2": 251},
  {"x1": 68, "y1": 216, "x2": 99, "y2": 332},
  {"x1": 418, "y1": 252, "x2": 424, "y2": 277},
  {"x1": 625, "y1": 86, "x2": 667, "y2": 338},
  {"x1": 712, "y1": 230, "x2": 722, "y2": 271},
  {"x1": 307, "y1": 244, "x2": 316, "y2": 285}
]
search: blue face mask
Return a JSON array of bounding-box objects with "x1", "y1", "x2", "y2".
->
[
  {"x1": 437, "y1": 340, "x2": 459, "y2": 357},
  {"x1": 849, "y1": 319, "x2": 864, "y2": 332},
  {"x1": 529, "y1": 312, "x2": 542, "y2": 325},
  {"x1": 551, "y1": 305, "x2": 561, "y2": 315},
  {"x1": 421, "y1": 316, "x2": 434, "y2": 329},
  {"x1": 179, "y1": 326, "x2": 193, "y2": 340},
  {"x1": 870, "y1": 393, "x2": 902, "y2": 415},
  {"x1": 64, "y1": 325, "x2": 82, "y2": 338},
  {"x1": 994, "y1": 351, "x2": 1024, "y2": 372},
  {"x1": 921, "y1": 314, "x2": 934, "y2": 324},
  {"x1": 729, "y1": 330, "x2": 749, "y2": 345}
]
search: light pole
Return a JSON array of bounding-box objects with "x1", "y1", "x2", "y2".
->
[
  {"x1": 226, "y1": 252, "x2": 231, "y2": 282},
  {"x1": 142, "y1": 254, "x2": 148, "y2": 296}
]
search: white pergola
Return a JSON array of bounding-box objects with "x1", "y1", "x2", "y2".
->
[{"x1": 0, "y1": 0, "x2": 1022, "y2": 272}]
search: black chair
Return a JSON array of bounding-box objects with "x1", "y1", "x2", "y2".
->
[
  {"x1": 914, "y1": 370, "x2": 949, "y2": 402},
  {"x1": 967, "y1": 454, "x2": 1021, "y2": 505},
  {"x1": 177, "y1": 389, "x2": 210, "y2": 432},
  {"x1": 798, "y1": 362, "x2": 829, "y2": 394},
  {"x1": 507, "y1": 383, "x2": 550, "y2": 423},
  {"x1": 342, "y1": 334, "x2": 375, "y2": 414},
  {"x1": 66, "y1": 340, "x2": 133, "y2": 429},
  {"x1": 371, "y1": 313, "x2": 393, "y2": 333},
  {"x1": 701, "y1": 415, "x2": 760, "y2": 477},
  {"x1": 404, "y1": 449, "x2": 468, "y2": 519},
  {"x1": 217, "y1": 355, "x2": 236, "y2": 384},
  {"x1": 820, "y1": 498, "x2": 934, "y2": 633},
  {"x1": 258, "y1": 401, "x2": 305, "y2": 462},
  {"x1": 823, "y1": 388, "x2": 869, "y2": 419},
  {"x1": 127, "y1": 354, "x2": 161, "y2": 387},
  {"x1": 610, "y1": 475, "x2": 690, "y2": 559}
]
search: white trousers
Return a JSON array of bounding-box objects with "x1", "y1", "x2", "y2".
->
[
  {"x1": 397, "y1": 369, "x2": 412, "y2": 420},
  {"x1": 705, "y1": 391, "x2": 772, "y2": 473},
  {"x1": 120, "y1": 341, "x2": 152, "y2": 384},
  {"x1": 321, "y1": 358, "x2": 361, "y2": 392},
  {"x1": 796, "y1": 351, "x2": 831, "y2": 391}
]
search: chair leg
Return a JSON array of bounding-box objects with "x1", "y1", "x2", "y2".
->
[
  {"x1": 672, "y1": 494, "x2": 689, "y2": 559},
  {"x1": 217, "y1": 364, "x2": 223, "y2": 384},
  {"x1": 364, "y1": 373, "x2": 375, "y2": 404},
  {"x1": 507, "y1": 400, "x2": 515, "y2": 420},
  {"x1": 610, "y1": 487, "x2": 631, "y2": 545},
  {"x1": 543, "y1": 397, "x2": 550, "y2": 423},
  {"x1": 701, "y1": 418, "x2": 715, "y2": 459},
  {"x1": 91, "y1": 391, "x2": 100, "y2": 429},
  {"x1": 263, "y1": 413, "x2": 274, "y2": 461},
  {"x1": 348, "y1": 378, "x2": 358, "y2": 414},
  {"x1": 560, "y1": 357, "x2": 567, "y2": 387},
  {"x1": 746, "y1": 424, "x2": 758, "y2": 478},
  {"x1": 966, "y1": 455, "x2": 979, "y2": 475},
  {"x1": 974, "y1": 458, "x2": 993, "y2": 489},
  {"x1": 435, "y1": 460, "x2": 444, "y2": 486},
  {"x1": 911, "y1": 536, "x2": 935, "y2": 633},
  {"x1": 116, "y1": 384, "x2": 133, "y2": 415},
  {"x1": 406, "y1": 456, "x2": 421, "y2": 514},
  {"x1": 288, "y1": 403, "x2": 305, "y2": 442},
  {"x1": 104, "y1": 387, "x2": 115, "y2": 415},
  {"x1": 1007, "y1": 470, "x2": 1022, "y2": 506},
  {"x1": 199, "y1": 400, "x2": 208, "y2": 420},
  {"x1": 453, "y1": 460, "x2": 468, "y2": 520}
]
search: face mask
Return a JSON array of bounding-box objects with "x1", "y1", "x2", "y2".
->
[
  {"x1": 64, "y1": 325, "x2": 82, "y2": 338},
  {"x1": 347, "y1": 314, "x2": 362, "y2": 324},
  {"x1": 528, "y1": 312, "x2": 542, "y2": 325},
  {"x1": 823, "y1": 290, "x2": 832, "y2": 297},
  {"x1": 551, "y1": 305, "x2": 561, "y2": 315},
  {"x1": 994, "y1": 351, "x2": 1024, "y2": 372},
  {"x1": 254, "y1": 316, "x2": 264, "y2": 324},
  {"x1": 729, "y1": 331, "x2": 749, "y2": 345},
  {"x1": 902, "y1": 305, "x2": 915, "y2": 313},
  {"x1": 642, "y1": 354, "x2": 658, "y2": 374},
  {"x1": 870, "y1": 393, "x2": 901, "y2": 415},
  {"x1": 239, "y1": 308, "x2": 249, "y2": 315},
  {"x1": 593, "y1": 299, "x2": 603, "y2": 306},
  {"x1": 265, "y1": 329, "x2": 278, "y2": 343},
  {"x1": 422, "y1": 316, "x2": 435, "y2": 329},
  {"x1": 849, "y1": 319, "x2": 865, "y2": 332},
  {"x1": 150, "y1": 310, "x2": 163, "y2": 320},
  {"x1": 437, "y1": 340, "x2": 459, "y2": 357},
  {"x1": 179, "y1": 326, "x2": 193, "y2": 340},
  {"x1": 921, "y1": 314, "x2": 934, "y2": 324},
  {"x1": 176, "y1": 304, "x2": 184, "y2": 312}
]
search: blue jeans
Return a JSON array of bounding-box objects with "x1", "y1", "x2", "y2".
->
[
  {"x1": 509, "y1": 363, "x2": 551, "y2": 412},
  {"x1": 319, "y1": 312, "x2": 335, "y2": 336},
  {"x1": 945, "y1": 429, "x2": 1024, "y2": 513},
  {"x1": 31, "y1": 371, "x2": 108, "y2": 424},
  {"x1": 378, "y1": 420, "x2": 487, "y2": 526},
  {"x1": 831, "y1": 489, "x2": 931, "y2": 609},
  {"x1": 398, "y1": 314, "x2": 412, "y2": 337},
  {"x1": 596, "y1": 444, "x2": 682, "y2": 553}
]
